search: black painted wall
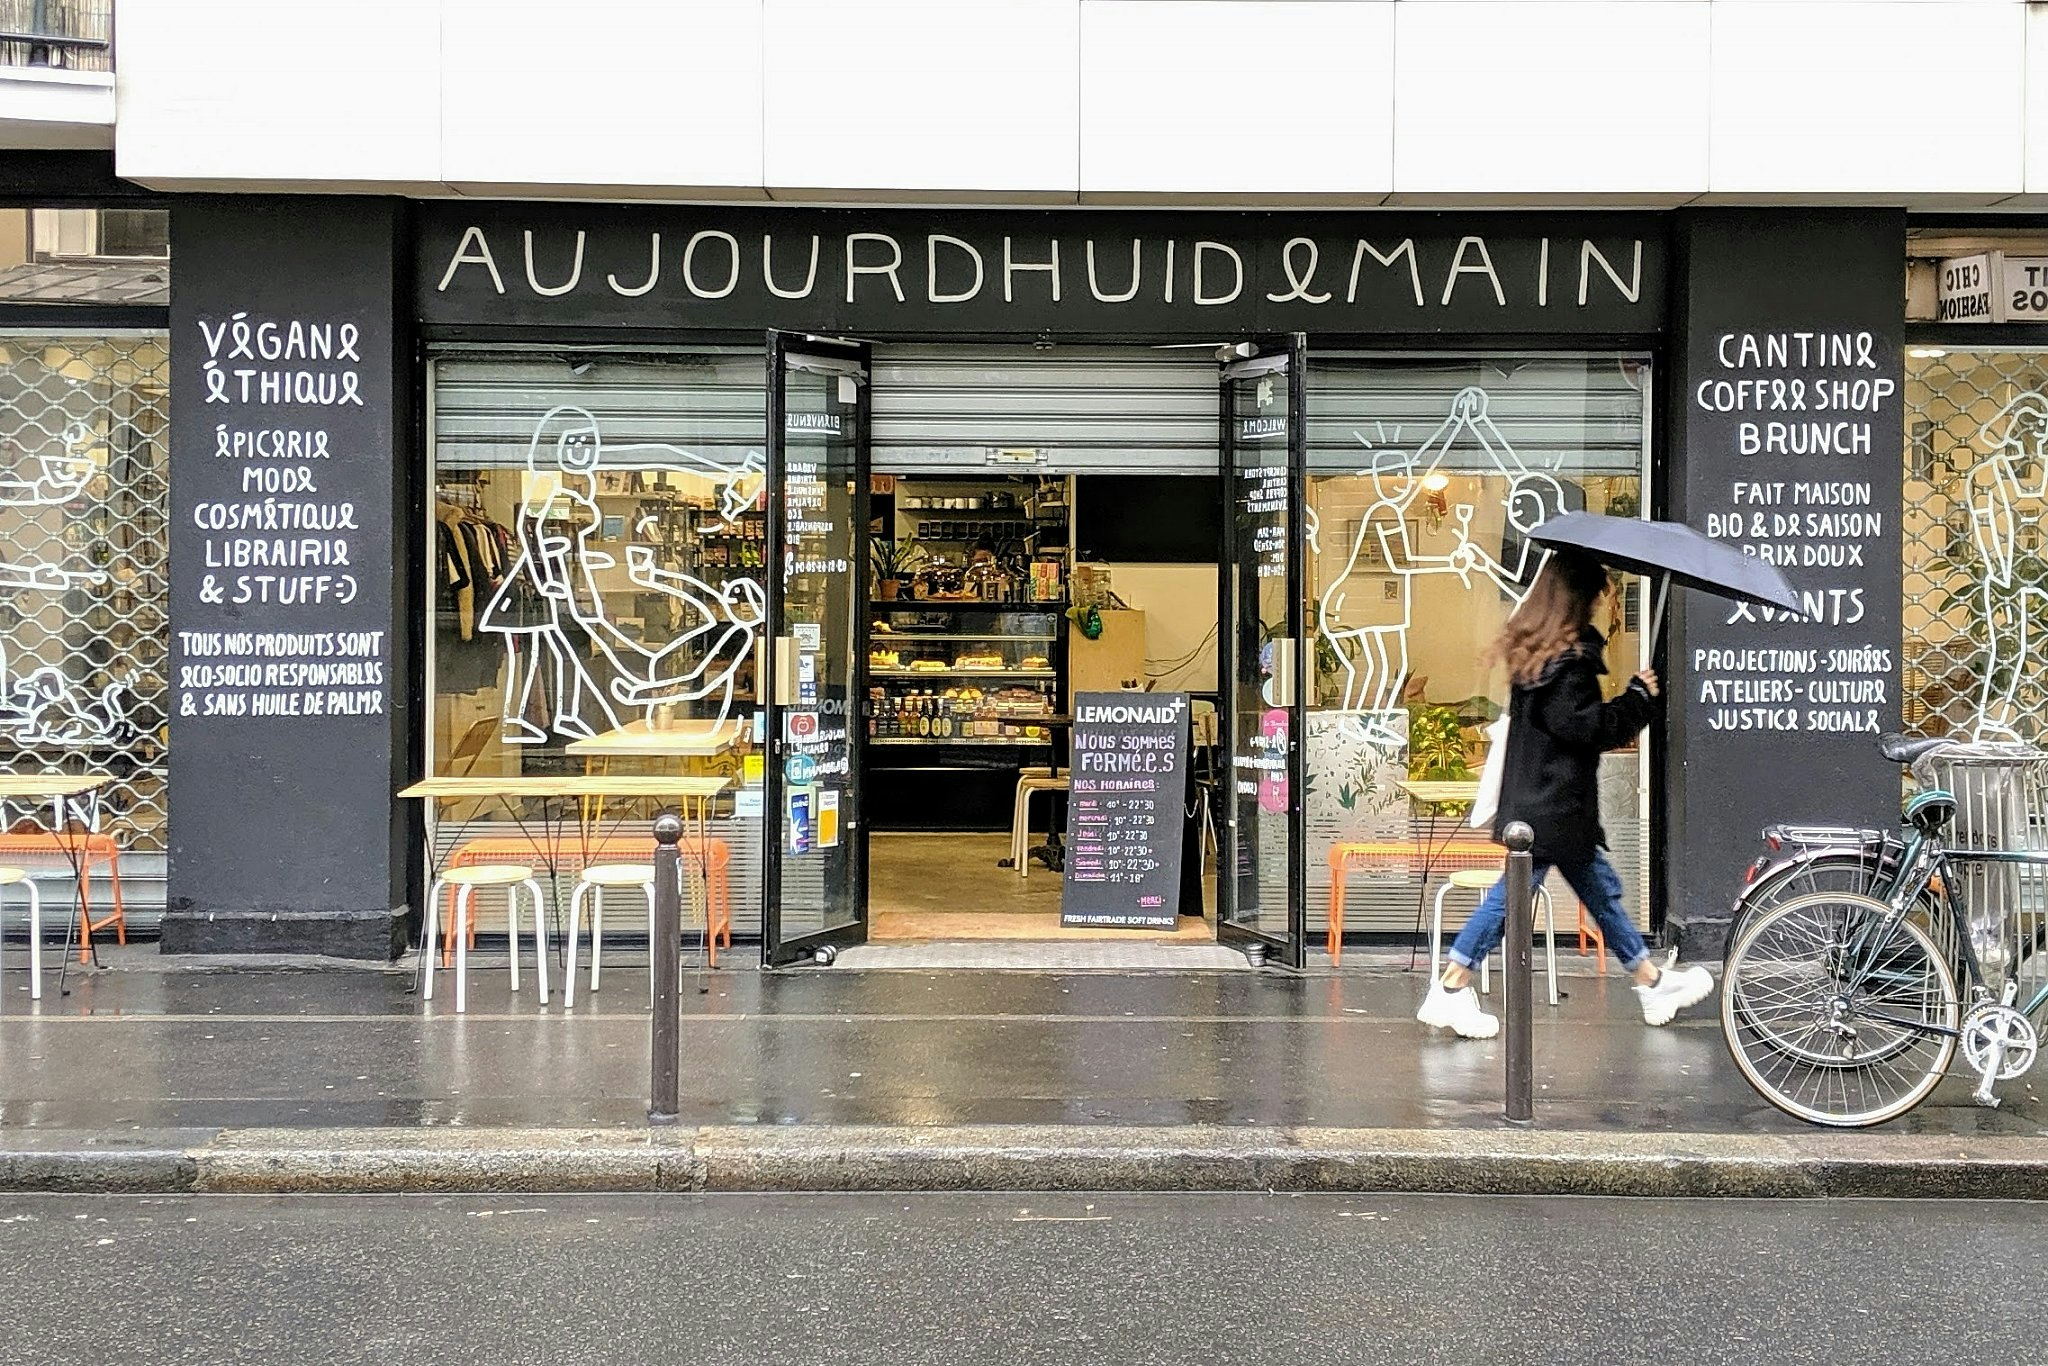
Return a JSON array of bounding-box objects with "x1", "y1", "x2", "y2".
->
[
  {"x1": 1664, "y1": 209, "x2": 1905, "y2": 957},
  {"x1": 163, "y1": 197, "x2": 414, "y2": 957}
]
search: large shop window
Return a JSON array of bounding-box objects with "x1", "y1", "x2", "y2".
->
[
  {"x1": 1305, "y1": 355, "x2": 1652, "y2": 934},
  {"x1": 428, "y1": 350, "x2": 769, "y2": 932},
  {"x1": 1903, "y1": 349, "x2": 2048, "y2": 742},
  {"x1": 0, "y1": 333, "x2": 170, "y2": 891}
]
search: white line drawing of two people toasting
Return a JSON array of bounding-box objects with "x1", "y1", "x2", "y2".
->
[{"x1": 1316, "y1": 386, "x2": 1567, "y2": 754}]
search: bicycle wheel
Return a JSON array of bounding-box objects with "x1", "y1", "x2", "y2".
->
[{"x1": 1722, "y1": 892, "x2": 1959, "y2": 1128}]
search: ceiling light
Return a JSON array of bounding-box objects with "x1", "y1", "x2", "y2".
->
[
  {"x1": 1421, "y1": 472, "x2": 1450, "y2": 492},
  {"x1": 1908, "y1": 347, "x2": 1947, "y2": 360}
]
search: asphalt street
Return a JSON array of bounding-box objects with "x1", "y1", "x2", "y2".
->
[{"x1": 3, "y1": 1192, "x2": 2042, "y2": 1365}]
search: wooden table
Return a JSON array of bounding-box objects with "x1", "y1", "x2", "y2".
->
[
  {"x1": 0, "y1": 774, "x2": 118, "y2": 985},
  {"x1": 1394, "y1": 779, "x2": 1482, "y2": 808},
  {"x1": 401, "y1": 775, "x2": 734, "y2": 978},
  {"x1": 565, "y1": 720, "x2": 747, "y2": 758}
]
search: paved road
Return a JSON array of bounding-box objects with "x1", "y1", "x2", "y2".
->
[{"x1": 3, "y1": 1192, "x2": 2040, "y2": 1365}]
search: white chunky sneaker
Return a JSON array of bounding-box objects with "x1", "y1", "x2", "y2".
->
[
  {"x1": 1417, "y1": 980, "x2": 1500, "y2": 1039},
  {"x1": 1636, "y1": 962, "x2": 1714, "y2": 1026}
]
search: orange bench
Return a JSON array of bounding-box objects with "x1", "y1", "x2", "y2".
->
[
  {"x1": 440, "y1": 834, "x2": 733, "y2": 967},
  {"x1": 1324, "y1": 839, "x2": 1603, "y2": 970},
  {"x1": 0, "y1": 832, "x2": 125, "y2": 963}
]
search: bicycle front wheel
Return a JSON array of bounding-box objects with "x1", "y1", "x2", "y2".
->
[{"x1": 1722, "y1": 892, "x2": 1959, "y2": 1128}]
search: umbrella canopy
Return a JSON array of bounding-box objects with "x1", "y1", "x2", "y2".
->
[{"x1": 1529, "y1": 512, "x2": 1803, "y2": 614}]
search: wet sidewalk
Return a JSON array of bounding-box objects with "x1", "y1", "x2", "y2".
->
[{"x1": 0, "y1": 946, "x2": 2039, "y2": 1140}]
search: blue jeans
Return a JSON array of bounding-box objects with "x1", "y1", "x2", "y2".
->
[{"x1": 1446, "y1": 847, "x2": 1650, "y2": 974}]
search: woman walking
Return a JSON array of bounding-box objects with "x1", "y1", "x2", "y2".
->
[{"x1": 1417, "y1": 549, "x2": 1713, "y2": 1039}]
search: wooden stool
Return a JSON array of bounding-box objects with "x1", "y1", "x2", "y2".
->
[
  {"x1": 1010, "y1": 773, "x2": 1069, "y2": 878},
  {"x1": 422, "y1": 864, "x2": 548, "y2": 1013},
  {"x1": 1430, "y1": 868, "x2": 1560, "y2": 1007},
  {"x1": 0, "y1": 867, "x2": 42, "y2": 1000}
]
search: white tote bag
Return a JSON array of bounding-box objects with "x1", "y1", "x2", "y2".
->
[{"x1": 1468, "y1": 713, "x2": 1510, "y2": 829}]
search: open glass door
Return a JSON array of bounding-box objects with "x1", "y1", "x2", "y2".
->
[
  {"x1": 763, "y1": 332, "x2": 870, "y2": 965},
  {"x1": 1218, "y1": 336, "x2": 1307, "y2": 968}
]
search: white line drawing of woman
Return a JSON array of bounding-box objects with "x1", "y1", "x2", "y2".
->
[
  {"x1": 478, "y1": 408, "x2": 622, "y2": 744},
  {"x1": 1966, "y1": 392, "x2": 2048, "y2": 741}
]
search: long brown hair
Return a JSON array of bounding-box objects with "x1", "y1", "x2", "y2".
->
[{"x1": 1486, "y1": 550, "x2": 1611, "y2": 686}]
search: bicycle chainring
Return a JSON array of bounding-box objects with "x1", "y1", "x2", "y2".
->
[{"x1": 1961, "y1": 1004, "x2": 2040, "y2": 1082}]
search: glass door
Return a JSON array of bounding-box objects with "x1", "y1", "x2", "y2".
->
[
  {"x1": 764, "y1": 332, "x2": 870, "y2": 965},
  {"x1": 1218, "y1": 337, "x2": 1308, "y2": 968}
]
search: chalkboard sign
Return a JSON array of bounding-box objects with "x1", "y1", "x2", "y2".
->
[
  {"x1": 163, "y1": 196, "x2": 412, "y2": 958},
  {"x1": 1665, "y1": 209, "x2": 1904, "y2": 957},
  {"x1": 1061, "y1": 691, "x2": 1190, "y2": 930}
]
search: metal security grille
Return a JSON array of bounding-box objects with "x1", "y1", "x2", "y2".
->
[
  {"x1": 870, "y1": 345, "x2": 1216, "y2": 473},
  {"x1": 0, "y1": 332, "x2": 169, "y2": 866},
  {"x1": 1902, "y1": 350, "x2": 2048, "y2": 742}
]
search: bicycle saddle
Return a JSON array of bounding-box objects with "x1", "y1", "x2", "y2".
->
[{"x1": 1878, "y1": 732, "x2": 1949, "y2": 765}]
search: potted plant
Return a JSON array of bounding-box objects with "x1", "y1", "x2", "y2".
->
[
  {"x1": 1406, "y1": 702, "x2": 1472, "y2": 782},
  {"x1": 871, "y1": 537, "x2": 924, "y2": 600}
]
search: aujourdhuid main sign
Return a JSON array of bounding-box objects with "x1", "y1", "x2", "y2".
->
[{"x1": 415, "y1": 205, "x2": 1666, "y2": 337}]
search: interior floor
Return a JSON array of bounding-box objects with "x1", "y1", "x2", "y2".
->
[{"x1": 867, "y1": 833, "x2": 1216, "y2": 942}]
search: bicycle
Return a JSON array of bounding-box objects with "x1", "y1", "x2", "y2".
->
[{"x1": 1721, "y1": 734, "x2": 2048, "y2": 1127}]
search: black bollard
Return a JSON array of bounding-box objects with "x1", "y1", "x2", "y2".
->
[
  {"x1": 1502, "y1": 821, "x2": 1535, "y2": 1125},
  {"x1": 648, "y1": 809, "x2": 682, "y2": 1126}
]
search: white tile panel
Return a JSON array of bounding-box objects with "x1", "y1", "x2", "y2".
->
[
  {"x1": 1080, "y1": 1, "x2": 1393, "y2": 198},
  {"x1": 762, "y1": 0, "x2": 1080, "y2": 195},
  {"x1": 442, "y1": 0, "x2": 765, "y2": 193},
  {"x1": 1391, "y1": 1, "x2": 1710, "y2": 199},
  {"x1": 115, "y1": 0, "x2": 443, "y2": 187},
  {"x1": 1710, "y1": 1, "x2": 2026, "y2": 198},
  {"x1": 2027, "y1": 3, "x2": 2048, "y2": 196}
]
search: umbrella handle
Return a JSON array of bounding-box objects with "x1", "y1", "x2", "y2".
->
[{"x1": 1647, "y1": 576, "x2": 1671, "y2": 659}]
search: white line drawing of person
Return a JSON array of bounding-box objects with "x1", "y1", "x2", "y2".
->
[
  {"x1": 478, "y1": 404, "x2": 771, "y2": 745},
  {"x1": 1426, "y1": 386, "x2": 1568, "y2": 602},
  {"x1": 1317, "y1": 443, "x2": 1467, "y2": 751},
  {"x1": 4, "y1": 665, "x2": 132, "y2": 746},
  {"x1": 478, "y1": 407, "x2": 626, "y2": 745},
  {"x1": 0, "y1": 421, "x2": 97, "y2": 508},
  {"x1": 1965, "y1": 391, "x2": 2048, "y2": 741},
  {"x1": 604, "y1": 546, "x2": 766, "y2": 723}
]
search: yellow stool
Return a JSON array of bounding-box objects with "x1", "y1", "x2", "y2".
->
[
  {"x1": 422, "y1": 864, "x2": 548, "y2": 1014},
  {"x1": 1430, "y1": 868, "x2": 1560, "y2": 1007},
  {"x1": 0, "y1": 867, "x2": 42, "y2": 1000}
]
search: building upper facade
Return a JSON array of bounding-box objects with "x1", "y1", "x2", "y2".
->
[{"x1": 96, "y1": 0, "x2": 2048, "y2": 207}]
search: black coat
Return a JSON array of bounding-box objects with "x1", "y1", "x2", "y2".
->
[{"x1": 1491, "y1": 626, "x2": 1656, "y2": 866}]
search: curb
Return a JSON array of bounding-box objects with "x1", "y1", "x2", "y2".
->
[{"x1": 5, "y1": 1125, "x2": 2048, "y2": 1199}]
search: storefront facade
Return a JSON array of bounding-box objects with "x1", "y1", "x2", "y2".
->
[{"x1": 119, "y1": 195, "x2": 1915, "y2": 967}]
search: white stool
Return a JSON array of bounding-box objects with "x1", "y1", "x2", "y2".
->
[
  {"x1": 564, "y1": 863, "x2": 660, "y2": 1007},
  {"x1": 1010, "y1": 773, "x2": 1069, "y2": 878},
  {"x1": 1431, "y1": 868, "x2": 1560, "y2": 1007},
  {"x1": 0, "y1": 867, "x2": 42, "y2": 1001},
  {"x1": 422, "y1": 864, "x2": 549, "y2": 1013}
]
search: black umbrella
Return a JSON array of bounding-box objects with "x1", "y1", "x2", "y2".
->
[{"x1": 1528, "y1": 511, "x2": 1802, "y2": 651}]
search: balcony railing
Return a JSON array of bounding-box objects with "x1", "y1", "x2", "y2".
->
[{"x1": 0, "y1": 1, "x2": 110, "y2": 73}]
